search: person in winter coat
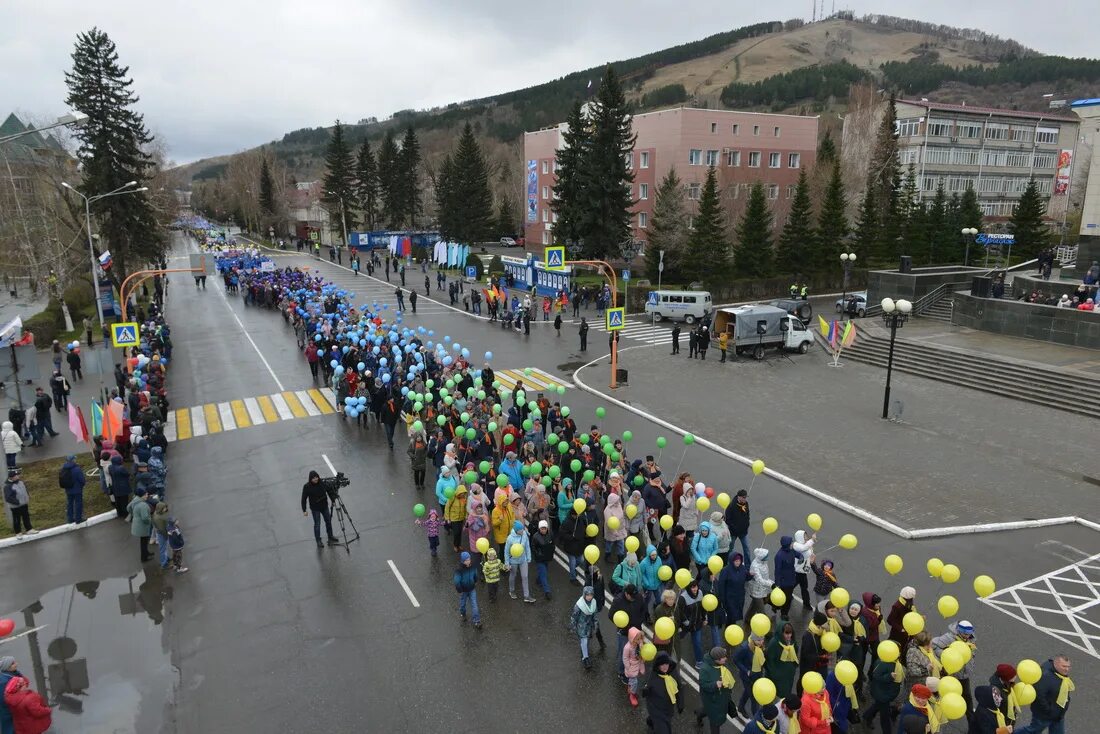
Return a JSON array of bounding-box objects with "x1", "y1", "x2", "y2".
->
[
  {"x1": 3, "y1": 468, "x2": 35, "y2": 537},
  {"x1": 709, "y1": 512, "x2": 732, "y2": 557},
  {"x1": 696, "y1": 645, "x2": 735, "y2": 733},
  {"x1": 743, "y1": 703, "x2": 781, "y2": 734},
  {"x1": 443, "y1": 485, "x2": 468, "y2": 552},
  {"x1": 825, "y1": 669, "x2": 856, "y2": 733},
  {"x1": 988, "y1": 664, "x2": 1017, "y2": 726},
  {"x1": 490, "y1": 492, "x2": 515, "y2": 557},
  {"x1": 766, "y1": 621, "x2": 800, "y2": 698},
  {"x1": 800, "y1": 612, "x2": 831, "y2": 690},
  {"x1": 464, "y1": 500, "x2": 490, "y2": 563},
  {"x1": 690, "y1": 521, "x2": 719, "y2": 575},
  {"x1": 407, "y1": 433, "x2": 428, "y2": 489},
  {"x1": 504, "y1": 520, "x2": 534, "y2": 603},
  {"x1": 724, "y1": 489, "x2": 751, "y2": 558},
  {"x1": 127, "y1": 487, "x2": 153, "y2": 562},
  {"x1": 887, "y1": 586, "x2": 917, "y2": 653},
  {"x1": 773, "y1": 535, "x2": 801, "y2": 619},
  {"x1": 896, "y1": 683, "x2": 935, "y2": 734},
  {"x1": 638, "y1": 544, "x2": 664, "y2": 610},
  {"x1": 108, "y1": 454, "x2": 132, "y2": 518},
  {"x1": 0, "y1": 656, "x2": 23, "y2": 734},
  {"x1": 863, "y1": 652, "x2": 903, "y2": 734},
  {"x1": 746, "y1": 548, "x2": 774, "y2": 619},
  {"x1": 453, "y1": 552, "x2": 482, "y2": 628},
  {"x1": 151, "y1": 502, "x2": 172, "y2": 569},
  {"x1": 497, "y1": 451, "x2": 523, "y2": 490},
  {"x1": 531, "y1": 520, "x2": 555, "y2": 600},
  {"x1": 1018, "y1": 655, "x2": 1072, "y2": 734},
  {"x1": 716, "y1": 551, "x2": 750, "y2": 626},
  {"x1": 612, "y1": 552, "x2": 643, "y2": 595},
  {"x1": 569, "y1": 585, "x2": 599, "y2": 669},
  {"x1": 621, "y1": 626, "x2": 646, "y2": 707},
  {"x1": 558, "y1": 507, "x2": 588, "y2": 584},
  {"x1": 970, "y1": 685, "x2": 1013, "y2": 734},
  {"x1": 678, "y1": 489, "x2": 700, "y2": 540},
  {"x1": 3, "y1": 674, "x2": 51, "y2": 734},
  {"x1": 861, "y1": 592, "x2": 885, "y2": 674},
  {"x1": 932, "y1": 620, "x2": 977, "y2": 721},
  {"x1": 147, "y1": 446, "x2": 167, "y2": 497},
  {"x1": 625, "y1": 489, "x2": 646, "y2": 540},
  {"x1": 905, "y1": 631, "x2": 941, "y2": 698},
  {"x1": 642, "y1": 651, "x2": 683, "y2": 732},
  {"x1": 792, "y1": 529, "x2": 816, "y2": 608},
  {"x1": 676, "y1": 578, "x2": 707, "y2": 668},
  {"x1": 481, "y1": 547, "x2": 503, "y2": 601},
  {"x1": 799, "y1": 686, "x2": 834, "y2": 734},
  {"x1": 669, "y1": 525, "x2": 692, "y2": 569},
  {"x1": 733, "y1": 635, "x2": 766, "y2": 717},
  {"x1": 1, "y1": 422, "x2": 21, "y2": 469},
  {"x1": 434, "y1": 466, "x2": 457, "y2": 509},
  {"x1": 811, "y1": 558, "x2": 839, "y2": 601},
  {"x1": 603, "y1": 491, "x2": 628, "y2": 563}
]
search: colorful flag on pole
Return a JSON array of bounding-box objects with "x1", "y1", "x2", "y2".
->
[
  {"x1": 840, "y1": 320, "x2": 857, "y2": 348},
  {"x1": 98, "y1": 250, "x2": 112, "y2": 270},
  {"x1": 90, "y1": 400, "x2": 103, "y2": 438},
  {"x1": 818, "y1": 315, "x2": 830, "y2": 338},
  {"x1": 67, "y1": 403, "x2": 89, "y2": 443},
  {"x1": 101, "y1": 399, "x2": 124, "y2": 440},
  {"x1": 828, "y1": 320, "x2": 838, "y2": 349}
]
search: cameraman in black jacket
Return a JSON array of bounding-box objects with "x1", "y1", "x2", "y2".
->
[{"x1": 301, "y1": 471, "x2": 339, "y2": 548}]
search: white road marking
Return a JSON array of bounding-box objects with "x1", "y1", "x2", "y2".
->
[
  {"x1": 163, "y1": 411, "x2": 177, "y2": 442},
  {"x1": 218, "y1": 402, "x2": 237, "y2": 431},
  {"x1": 244, "y1": 397, "x2": 265, "y2": 425},
  {"x1": 190, "y1": 405, "x2": 207, "y2": 437},
  {"x1": 269, "y1": 392, "x2": 294, "y2": 421},
  {"x1": 296, "y1": 390, "x2": 321, "y2": 417},
  {"x1": 320, "y1": 387, "x2": 337, "y2": 408},
  {"x1": 387, "y1": 560, "x2": 421, "y2": 608}
]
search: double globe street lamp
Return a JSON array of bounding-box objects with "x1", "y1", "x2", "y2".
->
[
  {"x1": 880, "y1": 297, "x2": 912, "y2": 420},
  {"x1": 961, "y1": 227, "x2": 979, "y2": 267},
  {"x1": 840, "y1": 252, "x2": 857, "y2": 317}
]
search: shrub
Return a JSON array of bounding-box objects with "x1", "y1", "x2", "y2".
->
[{"x1": 23, "y1": 299, "x2": 65, "y2": 346}]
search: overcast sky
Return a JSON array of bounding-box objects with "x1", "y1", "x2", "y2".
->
[{"x1": 1, "y1": 0, "x2": 1094, "y2": 165}]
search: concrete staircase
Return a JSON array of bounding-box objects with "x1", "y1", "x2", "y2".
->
[
  {"x1": 920, "y1": 297, "x2": 953, "y2": 323},
  {"x1": 838, "y1": 330, "x2": 1100, "y2": 417}
]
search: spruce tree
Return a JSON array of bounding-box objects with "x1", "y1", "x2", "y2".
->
[
  {"x1": 814, "y1": 161, "x2": 848, "y2": 273},
  {"x1": 259, "y1": 157, "x2": 276, "y2": 238},
  {"x1": 377, "y1": 130, "x2": 400, "y2": 228},
  {"x1": 878, "y1": 166, "x2": 904, "y2": 264},
  {"x1": 449, "y1": 122, "x2": 494, "y2": 243},
  {"x1": 495, "y1": 193, "x2": 516, "y2": 239},
  {"x1": 682, "y1": 167, "x2": 731, "y2": 282},
  {"x1": 355, "y1": 139, "x2": 380, "y2": 231},
  {"x1": 64, "y1": 27, "x2": 162, "y2": 285},
  {"x1": 434, "y1": 154, "x2": 458, "y2": 240},
  {"x1": 775, "y1": 169, "x2": 814, "y2": 276},
  {"x1": 733, "y1": 183, "x2": 774, "y2": 278},
  {"x1": 897, "y1": 164, "x2": 920, "y2": 254},
  {"x1": 853, "y1": 185, "x2": 879, "y2": 263},
  {"x1": 958, "y1": 186, "x2": 983, "y2": 231},
  {"x1": 579, "y1": 66, "x2": 636, "y2": 259},
  {"x1": 1010, "y1": 179, "x2": 1048, "y2": 259},
  {"x1": 398, "y1": 126, "x2": 422, "y2": 229},
  {"x1": 924, "y1": 182, "x2": 949, "y2": 264},
  {"x1": 645, "y1": 167, "x2": 689, "y2": 282},
  {"x1": 550, "y1": 101, "x2": 589, "y2": 245},
  {"x1": 817, "y1": 130, "x2": 838, "y2": 165},
  {"x1": 321, "y1": 120, "x2": 357, "y2": 238}
]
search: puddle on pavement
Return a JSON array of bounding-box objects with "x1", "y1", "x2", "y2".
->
[
  {"x1": 556, "y1": 361, "x2": 587, "y2": 374},
  {"x1": 0, "y1": 572, "x2": 175, "y2": 733}
]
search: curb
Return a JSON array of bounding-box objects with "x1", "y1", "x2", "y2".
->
[
  {"x1": 0, "y1": 510, "x2": 116, "y2": 549},
  {"x1": 570, "y1": 349, "x2": 1100, "y2": 540}
]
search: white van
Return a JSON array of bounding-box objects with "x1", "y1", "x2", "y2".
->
[{"x1": 644, "y1": 290, "x2": 713, "y2": 324}]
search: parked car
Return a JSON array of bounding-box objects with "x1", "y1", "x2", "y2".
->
[
  {"x1": 769, "y1": 298, "x2": 813, "y2": 325},
  {"x1": 835, "y1": 291, "x2": 867, "y2": 317},
  {"x1": 499, "y1": 237, "x2": 518, "y2": 248}
]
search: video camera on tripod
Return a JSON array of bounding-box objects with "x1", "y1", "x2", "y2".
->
[
  {"x1": 321, "y1": 472, "x2": 360, "y2": 553},
  {"x1": 317, "y1": 472, "x2": 351, "y2": 499}
]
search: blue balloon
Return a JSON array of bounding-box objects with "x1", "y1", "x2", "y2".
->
[
  {"x1": 315, "y1": 334, "x2": 322, "y2": 342},
  {"x1": 358, "y1": 396, "x2": 367, "y2": 405},
  {"x1": 484, "y1": 351, "x2": 493, "y2": 361},
  {"x1": 444, "y1": 336, "x2": 451, "y2": 343},
  {"x1": 347, "y1": 408, "x2": 358, "y2": 418},
  {"x1": 401, "y1": 387, "x2": 409, "y2": 396},
  {"x1": 357, "y1": 362, "x2": 366, "y2": 371},
  {"x1": 380, "y1": 358, "x2": 388, "y2": 367},
  {"x1": 372, "y1": 347, "x2": 380, "y2": 355},
  {"x1": 341, "y1": 346, "x2": 349, "y2": 353},
  {"x1": 443, "y1": 356, "x2": 453, "y2": 366},
  {"x1": 382, "y1": 374, "x2": 391, "y2": 383},
  {"x1": 344, "y1": 396, "x2": 355, "y2": 405},
  {"x1": 334, "y1": 366, "x2": 344, "y2": 374},
  {"x1": 461, "y1": 348, "x2": 470, "y2": 358},
  {"x1": 330, "y1": 360, "x2": 339, "y2": 369}
]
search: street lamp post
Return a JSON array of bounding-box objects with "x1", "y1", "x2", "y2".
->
[
  {"x1": 839, "y1": 252, "x2": 857, "y2": 318},
  {"x1": 879, "y1": 297, "x2": 912, "y2": 420},
  {"x1": 961, "y1": 227, "x2": 978, "y2": 267}
]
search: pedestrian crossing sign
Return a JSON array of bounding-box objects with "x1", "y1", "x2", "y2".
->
[
  {"x1": 544, "y1": 246, "x2": 566, "y2": 271},
  {"x1": 647, "y1": 291, "x2": 658, "y2": 306},
  {"x1": 606, "y1": 307, "x2": 625, "y2": 331},
  {"x1": 111, "y1": 322, "x2": 139, "y2": 347}
]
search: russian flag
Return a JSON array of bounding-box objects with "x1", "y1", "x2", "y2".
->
[{"x1": 98, "y1": 250, "x2": 112, "y2": 270}]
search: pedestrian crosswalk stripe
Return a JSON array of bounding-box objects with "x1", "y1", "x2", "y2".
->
[
  {"x1": 203, "y1": 403, "x2": 222, "y2": 434},
  {"x1": 231, "y1": 399, "x2": 252, "y2": 428},
  {"x1": 218, "y1": 402, "x2": 237, "y2": 431},
  {"x1": 164, "y1": 411, "x2": 177, "y2": 442},
  {"x1": 270, "y1": 392, "x2": 294, "y2": 420},
  {"x1": 282, "y1": 390, "x2": 309, "y2": 418},
  {"x1": 244, "y1": 397, "x2": 265, "y2": 425},
  {"x1": 308, "y1": 388, "x2": 335, "y2": 415},
  {"x1": 321, "y1": 387, "x2": 337, "y2": 406},
  {"x1": 256, "y1": 395, "x2": 279, "y2": 423},
  {"x1": 494, "y1": 367, "x2": 569, "y2": 394},
  {"x1": 190, "y1": 405, "x2": 207, "y2": 437},
  {"x1": 295, "y1": 390, "x2": 321, "y2": 417},
  {"x1": 173, "y1": 409, "x2": 188, "y2": 441}
]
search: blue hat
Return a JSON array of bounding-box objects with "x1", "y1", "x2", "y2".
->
[
  {"x1": 513, "y1": 520, "x2": 523, "y2": 532},
  {"x1": 460, "y1": 551, "x2": 471, "y2": 562}
]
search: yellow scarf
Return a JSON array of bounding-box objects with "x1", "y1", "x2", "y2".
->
[
  {"x1": 851, "y1": 618, "x2": 866, "y2": 638},
  {"x1": 660, "y1": 672, "x2": 679, "y2": 704},
  {"x1": 817, "y1": 692, "x2": 832, "y2": 723},
  {"x1": 892, "y1": 661, "x2": 905, "y2": 682},
  {"x1": 991, "y1": 708, "x2": 1006, "y2": 729},
  {"x1": 920, "y1": 646, "x2": 942, "y2": 677},
  {"x1": 720, "y1": 665, "x2": 736, "y2": 690},
  {"x1": 758, "y1": 720, "x2": 777, "y2": 734},
  {"x1": 1056, "y1": 673, "x2": 1075, "y2": 708},
  {"x1": 787, "y1": 715, "x2": 800, "y2": 734},
  {"x1": 1006, "y1": 687, "x2": 1020, "y2": 720},
  {"x1": 879, "y1": 619, "x2": 889, "y2": 637},
  {"x1": 808, "y1": 621, "x2": 824, "y2": 636},
  {"x1": 909, "y1": 695, "x2": 941, "y2": 733},
  {"x1": 827, "y1": 617, "x2": 842, "y2": 635},
  {"x1": 752, "y1": 645, "x2": 766, "y2": 673},
  {"x1": 843, "y1": 682, "x2": 858, "y2": 708},
  {"x1": 780, "y1": 643, "x2": 798, "y2": 663}
]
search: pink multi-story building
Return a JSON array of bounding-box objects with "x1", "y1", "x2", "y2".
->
[{"x1": 523, "y1": 106, "x2": 819, "y2": 250}]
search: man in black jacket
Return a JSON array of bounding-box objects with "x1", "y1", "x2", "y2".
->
[
  {"x1": 724, "y1": 489, "x2": 751, "y2": 560},
  {"x1": 301, "y1": 471, "x2": 339, "y2": 548},
  {"x1": 1018, "y1": 655, "x2": 1072, "y2": 734},
  {"x1": 609, "y1": 584, "x2": 648, "y2": 682},
  {"x1": 531, "y1": 520, "x2": 555, "y2": 600},
  {"x1": 33, "y1": 388, "x2": 59, "y2": 438}
]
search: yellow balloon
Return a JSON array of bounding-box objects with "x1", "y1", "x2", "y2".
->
[
  {"x1": 1012, "y1": 682, "x2": 1036, "y2": 706},
  {"x1": 821, "y1": 631, "x2": 841, "y2": 653},
  {"x1": 941, "y1": 648, "x2": 964, "y2": 675},
  {"x1": 839, "y1": 533, "x2": 858, "y2": 550},
  {"x1": 884, "y1": 554, "x2": 904, "y2": 575},
  {"x1": 708, "y1": 555, "x2": 724, "y2": 576},
  {"x1": 625, "y1": 503, "x2": 638, "y2": 519},
  {"x1": 1016, "y1": 659, "x2": 1042, "y2": 685},
  {"x1": 801, "y1": 671, "x2": 825, "y2": 694},
  {"x1": 806, "y1": 513, "x2": 822, "y2": 531},
  {"x1": 660, "y1": 514, "x2": 674, "y2": 531},
  {"x1": 613, "y1": 610, "x2": 629, "y2": 628},
  {"x1": 475, "y1": 537, "x2": 490, "y2": 554},
  {"x1": 573, "y1": 498, "x2": 587, "y2": 515},
  {"x1": 584, "y1": 544, "x2": 600, "y2": 565},
  {"x1": 725, "y1": 624, "x2": 745, "y2": 647},
  {"x1": 973, "y1": 574, "x2": 996, "y2": 598},
  {"x1": 941, "y1": 692, "x2": 967, "y2": 720},
  {"x1": 927, "y1": 557, "x2": 945, "y2": 578},
  {"x1": 654, "y1": 616, "x2": 675, "y2": 642},
  {"x1": 640, "y1": 642, "x2": 657, "y2": 662},
  {"x1": 937, "y1": 594, "x2": 959, "y2": 618},
  {"x1": 607, "y1": 516, "x2": 621, "y2": 531},
  {"x1": 941, "y1": 563, "x2": 961, "y2": 584},
  {"x1": 770, "y1": 587, "x2": 787, "y2": 608},
  {"x1": 752, "y1": 677, "x2": 777, "y2": 705},
  {"x1": 834, "y1": 660, "x2": 858, "y2": 686},
  {"x1": 510, "y1": 542, "x2": 523, "y2": 558},
  {"x1": 830, "y1": 587, "x2": 850, "y2": 609},
  {"x1": 696, "y1": 496, "x2": 711, "y2": 513},
  {"x1": 902, "y1": 611, "x2": 924, "y2": 636},
  {"x1": 877, "y1": 640, "x2": 900, "y2": 663},
  {"x1": 675, "y1": 568, "x2": 693, "y2": 589},
  {"x1": 750, "y1": 613, "x2": 771, "y2": 637},
  {"x1": 938, "y1": 675, "x2": 963, "y2": 697},
  {"x1": 657, "y1": 565, "x2": 673, "y2": 582},
  {"x1": 949, "y1": 640, "x2": 972, "y2": 665},
  {"x1": 586, "y1": 523, "x2": 599, "y2": 537},
  {"x1": 624, "y1": 536, "x2": 639, "y2": 555},
  {"x1": 752, "y1": 459, "x2": 765, "y2": 476},
  {"x1": 702, "y1": 594, "x2": 719, "y2": 612},
  {"x1": 716, "y1": 492, "x2": 731, "y2": 509},
  {"x1": 762, "y1": 517, "x2": 778, "y2": 535}
]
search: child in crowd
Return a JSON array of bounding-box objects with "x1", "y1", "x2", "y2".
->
[
  {"x1": 166, "y1": 519, "x2": 188, "y2": 573},
  {"x1": 481, "y1": 547, "x2": 504, "y2": 602},
  {"x1": 416, "y1": 508, "x2": 442, "y2": 557}
]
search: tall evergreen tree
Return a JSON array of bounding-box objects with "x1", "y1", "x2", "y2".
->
[
  {"x1": 321, "y1": 120, "x2": 357, "y2": 240},
  {"x1": 1010, "y1": 179, "x2": 1048, "y2": 259},
  {"x1": 645, "y1": 167, "x2": 689, "y2": 282},
  {"x1": 853, "y1": 185, "x2": 879, "y2": 262},
  {"x1": 924, "y1": 182, "x2": 949, "y2": 264},
  {"x1": 550, "y1": 101, "x2": 589, "y2": 246},
  {"x1": 958, "y1": 186, "x2": 983, "y2": 231},
  {"x1": 733, "y1": 183, "x2": 774, "y2": 278},
  {"x1": 355, "y1": 139, "x2": 380, "y2": 231},
  {"x1": 448, "y1": 122, "x2": 494, "y2": 243},
  {"x1": 775, "y1": 170, "x2": 815, "y2": 277},
  {"x1": 398, "y1": 126, "x2": 422, "y2": 229},
  {"x1": 259, "y1": 157, "x2": 276, "y2": 220},
  {"x1": 377, "y1": 130, "x2": 400, "y2": 228},
  {"x1": 495, "y1": 193, "x2": 517, "y2": 238},
  {"x1": 434, "y1": 153, "x2": 458, "y2": 240},
  {"x1": 897, "y1": 164, "x2": 919, "y2": 251},
  {"x1": 817, "y1": 130, "x2": 838, "y2": 165},
  {"x1": 579, "y1": 66, "x2": 636, "y2": 259},
  {"x1": 813, "y1": 161, "x2": 848, "y2": 272},
  {"x1": 878, "y1": 165, "x2": 904, "y2": 263},
  {"x1": 682, "y1": 167, "x2": 731, "y2": 282},
  {"x1": 64, "y1": 27, "x2": 162, "y2": 285},
  {"x1": 867, "y1": 95, "x2": 900, "y2": 219}
]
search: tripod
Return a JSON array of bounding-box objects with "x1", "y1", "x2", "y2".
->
[{"x1": 331, "y1": 493, "x2": 361, "y2": 554}]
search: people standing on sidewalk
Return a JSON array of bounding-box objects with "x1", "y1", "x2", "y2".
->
[
  {"x1": 49, "y1": 370, "x2": 70, "y2": 412},
  {"x1": 3, "y1": 468, "x2": 36, "y2": 537},
  {"x1": 32, "y1": 389, "x2": 59, "y2": 441},
  {"x1": 127, "y1": 486, "x2": 153, "y2": 562},
  {"x1": 1, "y1": 422, "x2": 21, "y2": 470},
  {"x1": 59, "y1": 455, "x2": 86, "y2": 524},
  {"x1": 671, "y1": 323, "x2": 681, "y2": 355}
]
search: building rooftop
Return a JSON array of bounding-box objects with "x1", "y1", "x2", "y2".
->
[
  {"x1": 633, "y1": 105, "x2": 820, "y2": 121},
  {"x1": 0, "y1": 113, "x2": 73, "y2": 163},
  {"x1": 897, "y1": 99, "x2": 1078, "y2": 123}
]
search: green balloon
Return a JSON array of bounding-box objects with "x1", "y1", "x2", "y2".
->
[
  {"x1": 561, "y1": 407, "x2": 570, "y2": 417},
  {"x1": 413, "y1": 503, "x2": 426, "y2": 517},
  {"x1": 474, "y1": 377, "x2": 483, "y2": 387},
  {"x1": 438, "y1": 388, "x2": 449, "y2": 398},
  {"x1": 523, "y1": 419, "x2": 533, "y2": 431},
  {"x1": 437, "y1": 415, "x2": 447, "y2": 426},
  {"x1": 477, "y1": 390, "x2": 486, "y2": 400},
  {"x1": 600, "y1": 434, "x2": 612, "y2": 446},
  {"x1": 570, "y1": 459, "x2": 582, "y2": 472},
  {"x1": 503, "y1": 434, "x2": 514, "y2": 445},
  {"x1": 479, "y1": 461, "x2": 491, "y2": 474},
  {"x1": 579, "y1": 433, "x2": 589, "y2": 445},
  {"x1": 530, "y1": 408, "x2": 541, "y2": 419},
  {"x1": 596, "y1": 406, "x2": 606, "y2": 418},
  {"x1": 656, "y1": 436, "x2": 667, "y2": 449},
  {"x1": 444, "y1": 486, "x2": 455, "y2": 500},
  {"x1": 412, "y1": 420, "x2": 423, "y2": 432},
  {"x1": 465, "y1": 427, "x2": 476, "y2": 440},
  {"x1": 527, "y1": 400, "x2": 537, "y2": 411},
  {"x1": 548, "y1": 465, "x2": 561, "y2": 479},
  {"x1": 492, "y1": 381, "x2": 500, "y2": 390},
  {"x1": 496, "y1": 474, "x2": 510, "y2": 487},
  {"x1": 611, "y1": 451, "x2": 621, "y2": 462},
  {"x1": 622, "y1": 430, "x2": 633, "y2": 442},
  {"x1": 524, "y1": 367, "x2": 533, "y2": 377},
  {"x1": 521, "y1": 464, "x2": 531, "y2": 477},
  {"x1": 425, "y1": 379, "x2": 435, "y2": 389},
  {"x1": 557, "y1": 442, "x2": 569, "y2": 454},
  {"x1": 445, "y1": 379, "x2": 455, "y2": 389},
  {"x1": 460, "y1": 412, "x2": 470, "y2": 423},
  {"x1": 466, "y1": 387, "x2": 475, "y2": 397},
  {"x1": 633, "y1": 475, "x2": 644, "y2": 486},
  {"x1": 516, "y1": 391, "x2": 525, "y2": 403},
  {"x1": 424, "y1": 392, "x2": 434, "y2": 402},
  {"x1": 492, "y1": 404, "x2": 502, "y2": 415},
  {"x1": 464, "y1": 470, "x2": 478, "y2": 484},
  {"x1": 546, "y1": 433, "x2": 559, "y2": 445},
  {"x1": 556, "y1": 385, "x2": 566, "y2": 395},
  {"x1": 683, "y1": 434, "x2": 695, "y2": 446},
  {"x1": 488, "y1": 421, "x2": 498, "y2": 432},
  {"x1": 541, "y1": 476, "x2": 553, "y2": 487},
  {"x1": 444, "y1": 396, "x2": 454, "y2": 406},
  {"x1": 583, "y1": 469, "x2": 595, "y2": 482},
  {"x1": 413, "y1": 401, "x2": 423, "y2": 412}
]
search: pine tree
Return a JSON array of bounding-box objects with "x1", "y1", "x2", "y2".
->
[
  {"x1": 958, "y1": 186, "x2": 983, "y2": 231},
  {"x1": 64, "y1": 27, "x2": 162, "y2": 285},
  {"x1": 449, "y1": 122, "x2": 494, "y2": 243},
  {"x1": 1010, "y1": 179, "x2": 1048, "y2": 259},
  {"x1": 645, "y1": 167, "x2": 689, "y2": 282},
  {"x1": 853, "y1": 185, "x2": 879, "y2": 262},
  {"x1": 259, "y1": 158, "x2": 276, "y2": 215},
  {"x1": 683, "y1": 167, "x2": 731, "y2": 282},
  {"x1": 733, "y1": 183, "x2": 774, "y2": 278},
  {"x1": 550, "y1": 101, "x2": 589, "y2": 245},
  {"x1": 377, "y1": 130, "x2": 400, "y2": 228},
  {"x1": 878, "y1": 165, "x2": 904, "y2": 264},
  {"x1": 813, "y1": 161, "x2": 848, "y2": 273},
  {"x1": 355, "y1": 139, "x2": 380, "y2": 231},
  {"x1": 775, "y1": 169, "x2": 815, "y2": 276},
  {"x1": 321, "y1": 120, "x2": 357, "y2": 240},
  {"x1": 434, "y1": 153, "x2": 458, "y2": 240},
  {"x1": 579, "y1": 66, "x2": 636, "y2": 259},
  {"x1": 398, "y1": 126, "x2": 422, "y2": 229},
  {"x1": 924, "y1": 182, "x2": 949, "y2": 264},
  {"x1": 818, "y1": 130, "x2": 838, "y2": 165},
  {"x1": 495, "y1": 193, "x2": 516, "y2": 239}
]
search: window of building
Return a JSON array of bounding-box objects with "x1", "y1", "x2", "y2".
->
[
  {"x1": 706, "y1": 149, "x2": 719, "y2": 166},
  {"x1": 766, "y1": 184, "x2": 779, "y2": 200},
  {"x1": 985, "y1": 123, "x2": 1008, "y2": 141},
  {"x1": 640, "y1": 151, "x2": 650, "y2": 168},
  {"x1": 639, "y1": 183, "x2": 649, "y2": 200},
  {"x1": 927, "y1": 118, "x2": 952, "y2": 137},
  {"x1": 1033, "y1": 152, "x2": 1057, "y2": 168},
  {"x1": 788, "y1": 152, "x2": 801, "y2": 168},
  {"x1": 541, "y1": 230, "x2": 549, "y2": 244},
  {"x1": 773, "y1": 126, "x2": 781, "y2": 137},
  {"x1": 956, "y1": 122, "x2": 982, "y2": 139},
  {"x1": 638, "y1": 211, "x2": 648, "y2": 229},
  {"x1": 982, "y1": 149, "x2": 1007, "y2": 167},
  {"x1": 951, "y1": 148, "x2": 980, "y2": 166},
  {"x1": 553, "y1": 160, "x2": 560, "y2": 173},
  {"x1": 689, "y1": 149, "x2": 702, "y2": 165},
  {"x1": 946, "y1": 175, "x2": 975, "y2": 192},
  {"x1": 553, "y1": 212, "x2": 559, "y2": 223},
  {"x1": 925, "y1": 147, "x2": 952, "y2": 165},
  {"x1": 710, "y1": 122, "x2": 718, "y2": 133},
  {"x1": 1006, "y1": 151, "x2": 1031, "y2": 168},
  {"x1": 896, "y1": 118, "x2": 921, "y2": 137},
  {"x1": 541, "y1": 185, "x2": 549, "y2": 200},
  {"x1": 748, "y1": 151, "x2": 761, "y2": 167},
  {"x1": 1011, "y1": 127, "x2": 1033, "y2": 143},
  {"x1": 768, "y1": 152, "x2": 781, "y2": 168},
  {"x1": 899, "y1": 147, "x2": 920, "y2": 165},
  {"x1": 980, "y1": 200, "x2": 1016, "y2": 217},
  {"x1": 687, "y1": 183, "x2": 702, "y2": 200},
  {"x1": 1006, "y1": 177, "x2": 1032, "y2": 194},
  {"x1": 786, "y1": 184, "x2": 796, "y2": 199},
  {"x1": 1035, "y1": 127, "x2": 1058, "y2": 145},
  {"x1": 978, "y1": 177, "x2": 1005, "y2": 194},
  {"x1": 541, "y1": 160, "x2": 549, "y2": 175},
  {"x1": 727, "y1": 150, "x2": 741, "y2": 167},
  {"x1": 919, "y1": 175, "x2": 939, "y2": 192},
  {"x1": 1035, "y1": 178, "x2": 1053, "y2": 195},
  {"x1": 732, "y1": 124, "x2": 740, "y2": 135},
  {"x1": 541, "y1": 208, "x2": 549, "y2": 222},
  {"x1": 752, "y1": 125, "x2": 760, "y2": 136}
]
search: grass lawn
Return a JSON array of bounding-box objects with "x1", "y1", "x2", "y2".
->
[{"x1": 2, "y1": 454, "x2": 113, "y2": 539}]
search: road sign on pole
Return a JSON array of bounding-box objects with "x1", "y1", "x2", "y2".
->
[
  {"x1": 622, "y1": 269, "x2": 631, "y2": 281},
  {"x1": 111, "y1": 322, "x2": 139, "y2": 347},
  {"x1": 544, "y1": 246, "x2": 566, "y2": 271},
  {"x1": 606, "y1": 307, "x2": 625, "y2": 331}
]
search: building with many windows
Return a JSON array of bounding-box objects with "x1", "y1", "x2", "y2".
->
[
  {"x1": 890, "y1": 100, "x2": 1079, "y2": 220},
  {"x1": 522, "y1": 106, "x2": 819, "y2": 248}
]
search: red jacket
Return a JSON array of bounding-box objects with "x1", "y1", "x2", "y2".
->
[
  {"x1": 4, "y1": 677, "x2": 52, "y2": 734},
  {"x1": 798, "y1": 690, "x2": 832, "y2": 734}
]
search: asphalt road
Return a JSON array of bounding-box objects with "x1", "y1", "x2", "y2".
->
[{"x1": 0, "y1": 234, "x2": 1096, "y2": 733}]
